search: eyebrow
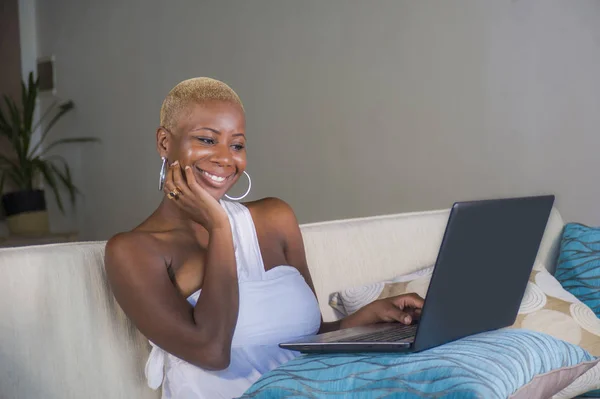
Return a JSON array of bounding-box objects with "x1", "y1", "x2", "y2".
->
[{"x1": 191, "y1": 127, "x2": 245, "y2": 137}]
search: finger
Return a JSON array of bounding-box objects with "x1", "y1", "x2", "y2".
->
[
  {"x1": 391, "y1": 293, "x2": 424, "y2": 310},
  {"x1": 404, "y1": 307, "x2": 422, "y2": 321},
  {"x1": 184, "y1": 166, "x2": 210, "y2": 198},
  {"x1": 163, "y1": 162, "x2": 179, "y2": 195},
  {"x1": 385, "y1": 307, "x2": 413, "y2": 325},
  {"x1": 163, "y1": 162, "x2": 187, "y2": 203},
  {"x1": 163, "y1": 162, "x2": 176, "y2": 195},
  {"x1": 172, "y1": 162, "x2": 192, "y2": 197}
]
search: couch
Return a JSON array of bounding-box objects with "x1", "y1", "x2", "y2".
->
[{"x1": 0, "y1": 205, "x2": 594, "y2": 398}]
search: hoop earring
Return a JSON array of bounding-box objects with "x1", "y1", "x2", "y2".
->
[
  {"x1": 158, "y1": 157, "x2": 167, "y2": 191},
  {"x1": 225, "y1": 171, "x2": 252, "y2": 201}
]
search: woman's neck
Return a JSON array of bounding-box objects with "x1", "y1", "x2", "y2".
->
[{"x1": 149, "y1": 197, "x2": 214, "y2": 243}]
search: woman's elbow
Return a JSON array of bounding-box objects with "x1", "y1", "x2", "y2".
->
[
  {"x1": 196, "y1": 354, "x2": 230, "y2": 371},
  {"x1": 188, "y1": 344, "x2": 231, "y2": 371}
]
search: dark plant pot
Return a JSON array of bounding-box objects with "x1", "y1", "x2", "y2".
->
[
  {"x1": 2, "y1": 189, "x2": 47, "y2": 216},
  {"x1": 1, "y1": 190, "x2": 49, "y2": 236}
]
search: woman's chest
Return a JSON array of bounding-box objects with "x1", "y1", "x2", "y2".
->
[
  {"x1": 189, "y1": 270, "x2": 321, "y2": 346},
  {"x1": 169, "y1": 227, "x2": 289, "y2": 297},
  {"x1": 235, "y1": 274, "x2": 321, "y2": 345}
]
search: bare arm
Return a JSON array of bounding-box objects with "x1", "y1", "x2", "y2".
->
[
  {"x1": 105, "y1": 225, "x2": 238, "y2": 370},
  {"x1": 192, "y1": 224, "x2": 238, "y2": 362}
]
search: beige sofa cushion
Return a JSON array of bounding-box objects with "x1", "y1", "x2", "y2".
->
[{"x1": 0, "y1": 242, "x2": 159, "y2": 399}]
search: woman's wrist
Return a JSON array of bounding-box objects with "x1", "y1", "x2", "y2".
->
[
  {"x1": 339, "y1": 312, "x2": 361, "y2": 330},
  {"x1": 208, "y1": 216, "x2": 231, "y2": 233}
]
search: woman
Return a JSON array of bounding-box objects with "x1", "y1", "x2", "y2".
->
[{"x1": 104, "y1": 77, "x2": 424, "y2": 399}]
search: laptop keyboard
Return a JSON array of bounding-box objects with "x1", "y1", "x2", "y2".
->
[{"x1": 340, "y1": 324, "x2": 418, "y2": 342}]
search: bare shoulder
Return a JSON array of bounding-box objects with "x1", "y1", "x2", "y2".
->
[
  {"x1": 244, "y1": 199, "x2": 315, "y2": 289},
  {"x1": 104, "y1": 230, "x2": 164, "y2": 273},
  {"x1": 244, "y1": 197, "x2": 299, "y2": 230}
]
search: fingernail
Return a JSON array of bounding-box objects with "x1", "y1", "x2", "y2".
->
[
  {"x1": 171, "y1": 161, "x2": 179, "y2": 166},
  {"x1": 185, "y1": 166, "x2": 191, "y2": 170},
  {"x1": 404, "y1": 316, "x2": 411, "y2": 323}
]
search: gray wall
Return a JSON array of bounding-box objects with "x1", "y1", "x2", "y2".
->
[{"x1": 29, "y1": 0, "x2": 600, "y2": 240}]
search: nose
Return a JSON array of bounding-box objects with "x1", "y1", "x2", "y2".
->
[{"x1": 210, "y1": 142, "x2": 233, "y2": 167}]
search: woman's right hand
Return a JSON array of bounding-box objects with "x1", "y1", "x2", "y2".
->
[{"x1": 163, "y1": 161, "x2": 229, "y2": 231}]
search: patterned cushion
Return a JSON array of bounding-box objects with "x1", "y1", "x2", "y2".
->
[
  {"x1": 328, "y1": 262, "x2": 600, "y2": 398},
  {"x1": 240, "y1": 330, "x2": 597, "y2": 399},
  {"x1": 556, "y1": 223, "x2": 600, "y2": 318}
]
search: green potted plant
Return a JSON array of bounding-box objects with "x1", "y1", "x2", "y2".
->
[{"x1": 0, "y1": 72, "x2": 99, "y2": 235}]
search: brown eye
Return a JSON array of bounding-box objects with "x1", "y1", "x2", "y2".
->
[{"x1": 196, "y1": 137, "x2": 215, "y2": 145}]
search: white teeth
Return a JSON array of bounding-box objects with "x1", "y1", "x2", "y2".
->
[{"x1": 203, "y1": 171, "x2": 226, "y2": 182}]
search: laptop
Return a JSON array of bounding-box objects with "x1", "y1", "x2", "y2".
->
[{"x1": 279, "y1": 195, "x2": 555, "y2": 353}]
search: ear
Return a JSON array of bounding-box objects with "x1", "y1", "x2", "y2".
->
[{"x1": 156, "y1": 127, "x2": 170, "y2": 158}]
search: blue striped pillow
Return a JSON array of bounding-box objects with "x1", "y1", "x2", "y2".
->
[
  {"x1": 556, "y1": 223, "x2": 600, "y2": 318},
  {"x1": 240, "y1": 330, "x2": 597, "y2": 399},
  {"x1": 582, "y1": 389, "x2": 600, "y2": 398}
]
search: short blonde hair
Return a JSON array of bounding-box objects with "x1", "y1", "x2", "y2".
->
[{"x1": 159, "y1": 77, "x2": 244, "y2": 130}]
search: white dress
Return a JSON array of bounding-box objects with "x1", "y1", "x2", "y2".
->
[{"x1": 144, "y1": 200, "x2": 322, "y2": 399}]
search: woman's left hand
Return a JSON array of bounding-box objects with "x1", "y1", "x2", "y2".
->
[{"x1": 340, "y1": 293, "x2": 424, "y2": 329}]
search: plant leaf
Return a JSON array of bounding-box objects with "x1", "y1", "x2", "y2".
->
[
  {"x1": 25, "y1": 73, "x2": 38, "y2": 131},
  {"x1": 0, "y1": 155, "x2": 19, "y2": 187},
  {"x1": 3, "y1": 95, "x2": 20, "y2": 126},
  {"x1": 6, "y1": 167, "x2": 26, "y2": 190},
  {"x1": 32, "y1": 158, "x2": 64, "y2": 213},
  {"x1": 47, "y1": 156, "x2": 79, "y2": 205},
  {"x1": 0, "y1": 102, "x2": 11, "y2": 136},
  {"x1": 3, "y1": 95, "x2": 21, "y2": 143},
  {"x1": 0, "y1": 170, "x2": 6, "y2": 194},
  {"x1": 39, "y1": 137, "x2": 100, "y2": 157},
  {"x1": 20, "y1": 158, "x2": 35, "y2": 190},
  {"x1": 31, "y1": 101, "x2": 74, "y2": 154},
  {"x1": 30, "y1": 100, "x2": 58, "y2": 138},
  {"x1": 0, "y1": 153, "x2": 16, "y2": 166},
  {"x1": 21, "y1": 73, "x2": 39, "y2": 156},
  {"x1": 3, "y1": 95, "x2": 28, "y2": 164}
]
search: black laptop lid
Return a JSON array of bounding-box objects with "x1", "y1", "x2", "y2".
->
[{"x1": 413, "y1": 195, "x2": 555, "y2": 352}]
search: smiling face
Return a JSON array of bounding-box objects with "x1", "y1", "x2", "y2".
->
[{"x1": 157, "y1": 100, "x2": 247, "y2": 200}]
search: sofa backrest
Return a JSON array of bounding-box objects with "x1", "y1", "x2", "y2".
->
[
  {"x1": 0, "y1": 241, "x2": 159, "y2": 399},
  {"x1": 301, "y1": 206, "x2": 565, "y2": 321},
  {"x1": 0, "y1": 206, "x2": 565, "y2": 398}
]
